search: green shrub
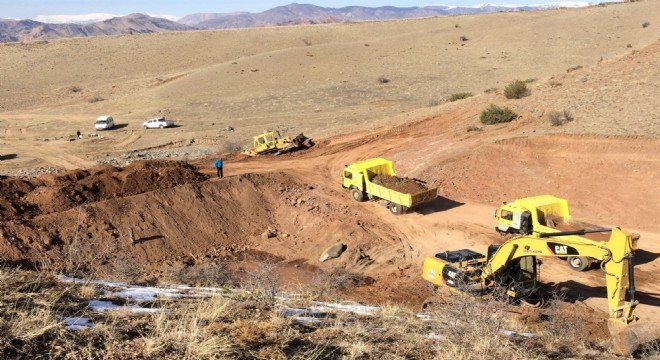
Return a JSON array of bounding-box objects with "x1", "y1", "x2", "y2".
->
[
  {"x1": 377, "y1": 76, "x2": 390, "y2": 84},
  {"x1": 503, "y1": 80, "x2": 530, "y2": 99},
  {"x1": 480, "y1": 104, "x2": 517, "y2": 125},
  {"x1": 448, "y1": 92, "x2": 474, "y2": 102},
  {"x1": 466, "y1": 126, "x2": 482, "y2": 132}
]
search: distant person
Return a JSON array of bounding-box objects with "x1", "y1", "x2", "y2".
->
[
  {"x1": 76, "y1": 130, "x2": 82, "y2": 139},
  {"x1": 214, "y1": 158, "x2": 224, "y2": 178}
]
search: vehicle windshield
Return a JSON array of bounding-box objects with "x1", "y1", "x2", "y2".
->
[{"x1": 96, "y1": 120, "x2": 107, "y2": 124}]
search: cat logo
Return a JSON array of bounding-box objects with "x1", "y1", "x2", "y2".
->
[
  {"x1": 428, "y1": 269, "x2": 435, "y2": 279},
  {"x1": 447, "y1": 270, "x2": 456, "y2": 278},
  {"x1": 554, "y1": 245, "x2": 568, "y2": 255}
]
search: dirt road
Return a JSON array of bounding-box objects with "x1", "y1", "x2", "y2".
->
[{"x1": 187, "y1": 106, "x2": 660, "y2": 323}]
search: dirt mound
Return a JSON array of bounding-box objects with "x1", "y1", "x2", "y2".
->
[
  {"x1": 0, "y1": 170, "x2": 404, "y2": 282},
  {"x1": 371, "y1": 175, "x2": 429, "y2": 194},
  {"x1": 0, "y1": 160, "x2": 208, "y2": 220}
]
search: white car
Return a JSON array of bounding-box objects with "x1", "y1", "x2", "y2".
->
[
  {"x1": 95, "y1": 115, "x2": 115, "y2": 130},
  {"x1": 142, "y1": 117, "x2": 174, "y2": 129}
]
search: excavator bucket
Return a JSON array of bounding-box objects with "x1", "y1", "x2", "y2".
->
[{"x1": 609, "y1": 320, "x2": 660, "y2": 356}]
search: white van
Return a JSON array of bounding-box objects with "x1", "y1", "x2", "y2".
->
[{"x1": 95, "y1": 115, "x2": 115, "y2": 130}]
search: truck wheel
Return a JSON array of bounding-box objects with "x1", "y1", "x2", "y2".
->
[
  {"x1": 567, "y1": 256, "x2": 589, "y2": 272},
  {"x1": 350, "y1": 188, "x2": 365, "y2": 202},
  {"x1": 388, "y1": 203, "x2": 403, "y2": 215}
]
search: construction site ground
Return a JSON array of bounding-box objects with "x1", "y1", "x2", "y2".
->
[{"x1": 0, "y1": 1, "x2": 659, "y2": 351}]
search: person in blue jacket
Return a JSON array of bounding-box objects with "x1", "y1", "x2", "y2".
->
[{"x1": 214, "y1": 158, "x2": 224, "y2": 178}]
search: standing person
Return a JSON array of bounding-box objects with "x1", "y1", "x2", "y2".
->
[
  {"x1": 214, "y1": 158, "x2": 224, "y2": 178},
  {"x1": 76, "y1": 130, "x2": 82, "y2": 139}
]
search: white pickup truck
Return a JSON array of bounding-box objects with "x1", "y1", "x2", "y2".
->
[{"x1": 142, "y1": 117, "x2": 174, "y2": 129}]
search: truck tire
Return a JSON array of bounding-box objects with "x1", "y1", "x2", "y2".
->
[
  {"x1": 567, "y1": 256, "x2": 589, "y2": 272},
  {"x1": 388, "y1": 203, "x2": 404, "y2": 215},
  {"x1": 350, "y1": 188, "x2": 365, "y2": 202}
]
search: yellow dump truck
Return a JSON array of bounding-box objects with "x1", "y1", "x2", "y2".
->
[
  {"x1": 495, "y1": 195, "x2": 614, "y2": 271},
  {"x1": 342, "y1": 158, "x2": 437, "y2": 215}
]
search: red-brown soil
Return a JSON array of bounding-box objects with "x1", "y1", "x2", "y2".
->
[
  {"x1": 371, "y1": 174, "x2": 429, "y2": 194},
  {"x1": 0, "y1": 160, "x2": 208, "y2": 220},
  {"x1": 0, "y1": 4, "x2": 658, "y2": 344}
]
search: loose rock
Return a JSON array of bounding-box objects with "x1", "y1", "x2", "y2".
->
[{"x1": 320, "y1": 243, "x2": 347, "y2": 262}]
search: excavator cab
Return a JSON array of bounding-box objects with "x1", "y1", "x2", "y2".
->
[
  {"x1": 500, "y1": 256, "x2": 538, "y2": 299},
  {"x1": 488, "y1": 244, "x2": 539, "y2": 300}
]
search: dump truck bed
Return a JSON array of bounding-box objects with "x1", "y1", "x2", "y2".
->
[
  {"x1": 548, "y1": 220, "x2": 612, "y2": 242},
  {"x1": 366, "y1": 176, "x2": 436, "y2": 208},
  {"x1": 343, "y1": 158, "x2": 437, "y2": 209}
]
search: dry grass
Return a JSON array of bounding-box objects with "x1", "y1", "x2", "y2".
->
[
  {"x1": 567, "y1": 65, "x2": 583, "y2": 73},
  {"x1": 88, "y1": 95, "x2": 105, "y2": 103},
  {"x1": 448, "y1": 92, "x2": 474, "y2": 102},
  {"x1": 0, "y1": 266, "x2": 637, "y2": 359},
  {"x1": 139, "y1": 299, "x2": 235, "y2": 358},
  {"x1": 548, "y1": 109, "x2": 575, "y2": 126}
]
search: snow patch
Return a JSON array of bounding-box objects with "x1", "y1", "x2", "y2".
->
[
  {"x1": 59, "y1": 316, "x2": 93, "y2": 331},
  {"x1": 31, "y1": 12, "x2": 179, "y2": 25},
  {"x1": 500, "y1": 329, "x2": 535, "y2": 337},
  {"x1": 88, "y1": 300, "x2": 164, "y2": 313},
  {"x1": 34, "y1": 13, "x2": 120, "y2": 24}
]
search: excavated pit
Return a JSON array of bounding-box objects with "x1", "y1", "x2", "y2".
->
[{"x1": 0, "y1": 161, "x2": 408, "y2": 296}]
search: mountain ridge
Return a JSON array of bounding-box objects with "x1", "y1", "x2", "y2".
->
[{"x1": 1, "y1": 2, "x2": 594, "y2": 42}]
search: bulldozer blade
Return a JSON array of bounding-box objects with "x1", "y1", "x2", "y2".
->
[{"x1": 292, "y1": 133, "x2": 312, "y2": 148}]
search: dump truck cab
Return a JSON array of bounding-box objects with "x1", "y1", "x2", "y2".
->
[
  {"x1": 496, "y1": 195, "x2": 570, "y2": 235},
  {"x1": 342, "y1": 158, "x2": 394, "y2": 193},
  {"x1": 495, "y1": 195, "x2": 597, "y2": 271}
]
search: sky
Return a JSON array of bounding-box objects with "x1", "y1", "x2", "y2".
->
[{"x1": 1, "y1": 0, "x2": 599, "y2": 20}]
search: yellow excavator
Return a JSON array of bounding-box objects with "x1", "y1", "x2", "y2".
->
[
  {"x1": 243, "y1": 130, "x2": 313, "y2": 156},
  {"x1": 422, "y1": 227, "x2": 655, "y2": 355}
]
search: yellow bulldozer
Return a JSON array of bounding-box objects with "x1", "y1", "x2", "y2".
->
[
  {"x1": 421, "y1": 228, "x2": 657, "y2": 355},
  {"x1": 243, "y1": 130, "x2": 313, "y2": 156}
]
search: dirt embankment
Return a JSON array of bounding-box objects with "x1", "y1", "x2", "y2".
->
[
  {"x1": 0, "y1": 160, "x2": 208, "y2": 220},
  {"x1": 0, "y1": 163, "x2": 415, "y2": 295}
]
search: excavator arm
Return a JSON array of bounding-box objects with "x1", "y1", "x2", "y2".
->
[
  {"x1": 483, "y1": 227, "x2": 645, "y2": 355},
  {"x1": 483, "y1": 227, "x2": 638, "y2": 323}
]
